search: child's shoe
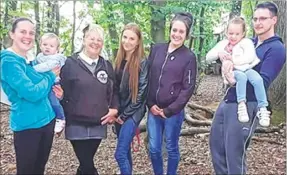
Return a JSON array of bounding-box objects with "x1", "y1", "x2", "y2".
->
[
  {"x1": 257, "y1": 107, "x2": 271, "y2": 127},
  {"x1": 238, "y1": 102, "x2": 249, "y2": 123},
  {"x1": 54, "y1": 119, "x2": 65, "y2": 133}
]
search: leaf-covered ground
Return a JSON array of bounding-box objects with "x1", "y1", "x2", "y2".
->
[{"x1": 0, "y1": 75, "x2": 285, "y2": 174}]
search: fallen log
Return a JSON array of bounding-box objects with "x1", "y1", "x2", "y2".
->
[
  {"x1": 180, "y1": 126, "x2": 282, "y2": 136},
  {"x1": 180, "y1": 127, "x2": 210, "y2": 136},
  {"x1": 189, "y1": 110, "x2": 208, "y2": 120},
  {"x1": 185, "y1": 114, "x2": 212, "y2": 126},
  {"x1": 139, "y1": 117, "x2": 282, "y2": 134},
  {"x1": 255, "y1": 126, "x2": 281, "y2": 133},
  {"x1": 187, "y1": 102, "x2": 215, "y2": 116},
  {"x1": 252, "y1": 136, "x2": 283, "y2": 145},
  {"x1": 178, "y1": 132, "x2": 284, "y2": 145},
  {"x1": 141, "y1": 125, "x2": 281, "y2": 134}
]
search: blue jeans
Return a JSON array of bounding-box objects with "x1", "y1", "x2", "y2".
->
[
  {"x1": 147, "y1": 110, "x2": 184, "y2": 175},
  {"x1": 234, "y1": 69, "x2": 268, "y2": 107},
  {"x1": 209, "y1": 101, "x2": 259, "y2": 174},
  {"x1": 114, "y1": 118, "x2": 137, "y2": 175},
  {"x1": 49, "y1": 90, "x2": 65, "y2": 120}
]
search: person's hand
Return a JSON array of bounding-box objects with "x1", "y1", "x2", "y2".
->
[
  {"x1": 159, "y1": 111, "x2": 167, "y2": 119},
  {"x1": 55, "y1": 130, "x2": 63, "y2": 138},
  {"x1": 52, "y1": 85, "x2": 63, "y2": 99},
  {"x1": 101, "y1": 108, "x2": 118, "y2": 125},
  {"x1": 116, "y1": 117, "x2": 124, "y2": 125},
  {"x1": 222, "y1": 60, "x2": 234, "y2": 73},
  {"x1": 225, "y1": 54, "x2": 232, "y2": 61},
  {"x1": 218, "y1": 52, "x2": 232, "y2": 61},
  {"x1": 52, "y1": 66, "x2": 61, "y2": 77},
  {"x1": 150, "y1": 105, "x2": 162, "y2": 116}
]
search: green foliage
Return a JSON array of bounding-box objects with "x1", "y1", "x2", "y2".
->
[
  {"x1": 242, "y1": 0, "x2": 257, "y2": 37},
  {"x1": 0, "y1": 0, "x2": 256, "y2": 69},
  {"x1": 184, "y1": 1, "x2": 230, "y2": 69},
  {"x1": 59, "y1": 17, "x2": 73, "y2": 55},
  {"x1": 0, "y1": 1, "x2": 32, "y2": 49}
]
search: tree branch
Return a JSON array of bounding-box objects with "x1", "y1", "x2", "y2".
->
[{"x1": 185, "y1": 114, "x2": 212, "y2": 126}]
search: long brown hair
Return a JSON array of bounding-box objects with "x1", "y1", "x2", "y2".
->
[{"x1": 115, "y1": 23, "x2": 145, "y2": 103}]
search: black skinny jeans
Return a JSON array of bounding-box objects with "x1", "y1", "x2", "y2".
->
[{"x1": 13, "y1": 119, "x2": 55, "y2": 175}]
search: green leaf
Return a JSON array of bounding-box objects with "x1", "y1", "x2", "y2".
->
[{"x1": 87, "y1": 0, "x2": 94, "y2": 8}]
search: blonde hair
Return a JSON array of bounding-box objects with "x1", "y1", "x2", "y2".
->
[
  {"x1": 40, "y1": 33, "x2": 60, "y2": 48},
  {"x1": 83, "y1": 24, "x2": 105, "y2": 41},
  {"x1": 227, "y1": 16, "x2": 247, "y2": 37}
]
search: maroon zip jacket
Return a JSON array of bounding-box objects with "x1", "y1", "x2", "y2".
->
[{"x1": 147, "y1": 43, "x2": 197, "y2": 117}]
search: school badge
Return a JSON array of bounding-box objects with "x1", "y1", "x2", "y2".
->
[{"x1": 97, "y1": 70, "x2": 108, "y2": 84}]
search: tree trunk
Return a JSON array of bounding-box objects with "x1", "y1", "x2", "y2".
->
[
  {"x1": 34, "y1": 0, "x2": 40, "y2": 54},
  {"x1": 46, "y1": 1, "x2": 52, "y2": 31},
  {"x1": 269, "y1": 0, "x2": 286, "y2": 110},
  {"x1": 45, "y1": 1, "x2": 57, "y2": 33},
  {"x1": 197, "y1": 5, "x2": 205, "y2": 71},
  {"x1": 4, "y1": 1, "x2": 9, "y2": 27},
  {"x1": 2, "y1": 0, "x2": 17, "y2": 49},
  {"x1": 41, "y1": 2, "x2": 45, "y2": 32},
  {"x1": 250, "y1": 1, "x2": 259, "y2": 37},
  {"x1": 71, "y1": 0, "x2": 76, "y2": 54},
  {"x1": 188, "y1": 35, "x2": 194, "y2": 50},
  {"x1": 51, "y1": 2, "x2": 56, "y2": 32},
  {"x1": 188, "y1": 7, "x2": 200, "y2": 50},
  {"x1": 229, "y1": 0, "x2": 242, "y2": 19},
  {"x1": 2, "y1": 1, "x2": 9, "y2": 50},
  {"x1": 103, "y1": 1, "x2": 119, "y2": 59},
  {"x1": 4, "y1": 0, "x2": 18, "y2": 25},
  {"x1": 54, "y1": 1, "x2": 60, "y2": 36},
  {"x1": 274, "y1": 0, "x2": 286, "y2": 49},
  {"x1": 150, "y1": 0, "x2": 166, "y2": 43}
]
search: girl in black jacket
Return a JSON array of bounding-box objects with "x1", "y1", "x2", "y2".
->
[{"x1": 114, "y1": 23, "x2": 149, "y2": 174}]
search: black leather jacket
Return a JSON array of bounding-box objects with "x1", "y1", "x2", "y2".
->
[{"x1": 117, "y1": 58, "x2": 149, "y2": 125}]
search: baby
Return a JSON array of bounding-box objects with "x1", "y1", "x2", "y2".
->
[{"x1": 33, "y1": 33, "x2": 66, "y2": 133}]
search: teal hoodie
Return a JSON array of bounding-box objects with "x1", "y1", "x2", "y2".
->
[{"x1": 1, "y1": 50, "x2": 56, "y2": 131}]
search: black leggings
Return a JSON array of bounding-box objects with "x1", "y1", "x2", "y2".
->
[
  {"x1": 70, "y1": 139, "x2": 102, "y2": 175},
  {"x1": 13, "y1": 119, "x2": 55, "y2": 175}
]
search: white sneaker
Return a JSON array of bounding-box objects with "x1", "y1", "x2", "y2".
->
[
  {"x1": 54, "y1": 119, "x2": 65, "y2": 133},
  {"x1": 238, "y1": 103, "x2": 249, "y2": 123},
  {"x1": 257, "y1": 107, "x2": 271, "y2": 127}
]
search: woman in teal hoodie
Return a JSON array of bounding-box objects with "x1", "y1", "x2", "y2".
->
[{"x1": 1, "y1": 17, "x2": 59, "y2": 174}]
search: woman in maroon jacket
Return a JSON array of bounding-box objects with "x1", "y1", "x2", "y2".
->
[{"x1": 147, "y1": 12, "x2": 197, "y2": 175}]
